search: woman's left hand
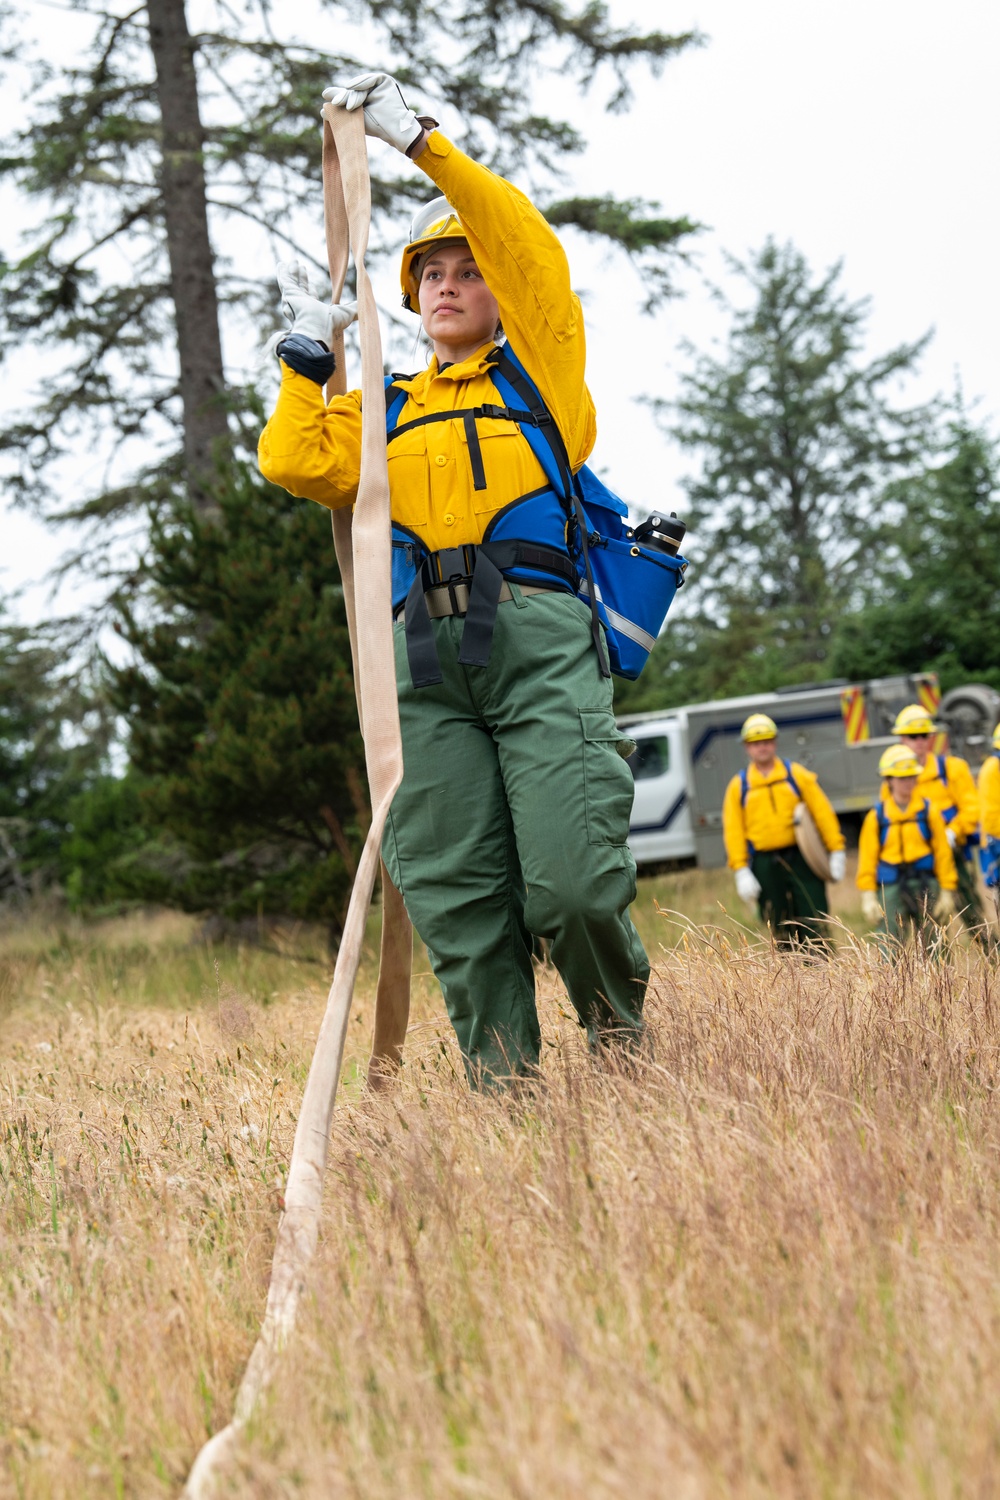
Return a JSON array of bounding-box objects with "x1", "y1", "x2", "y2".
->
[{"x1": 323, "y1": 71, "x2": 429, "y2": 155}]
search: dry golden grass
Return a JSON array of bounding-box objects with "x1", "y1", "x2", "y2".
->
[{"x1": 2, "y1": 870, "x2": 1000, "y2": 1497}]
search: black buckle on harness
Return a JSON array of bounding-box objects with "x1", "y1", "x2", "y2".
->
[
  {"x1": 401, "y1": 539, "x2": 574, "y2": 689},
  {"x1": 429, "y1": 545, "x2": 476, "y2": 583}
]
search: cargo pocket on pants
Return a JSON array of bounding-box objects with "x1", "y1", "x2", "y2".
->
[{"x1": 580, "y1": 708, "x2": 636, "y2": 846}]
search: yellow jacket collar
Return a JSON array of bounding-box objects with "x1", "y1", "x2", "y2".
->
[
  {"x1": 881, "y1": 792, "x2": 927, "y2": 821},
  {"x1": 746, "y1": 760, "x2": 787, "y2": 786},
  {"x1": 392, "y1": 342, "x2": 499, "y2": 403}
]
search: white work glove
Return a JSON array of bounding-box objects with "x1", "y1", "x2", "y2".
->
[
  {"x1": 829, "y1": 849, "x2": 847, "y2": 883},
  {"x1": 945, "y1": 826, "x2": 959, "y2": 851},
  {"x1": 276, "y1": 261, "x2": 357, "y2": 348},
  {"x1": 322, "y1": 71, "x2": 428, "y2": 155},
  {"x1": 861, "y1": 891, "x2": 883, "y2": 925},
  {"x1": 735, "y1": 866, "x2": 761, "y2": 905},
  {"x1": 933, "y1": 888, "x2": 956, "y2": 921}
]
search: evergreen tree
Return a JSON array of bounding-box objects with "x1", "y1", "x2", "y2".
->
[
  {"x1": 628, "y1": 240, "x2": 935, "y2": 709},
  {"x1": 832, "y1": 416, "x2": 1000, "y2": 692},
  {"x1": 0, "y1": 609, "x2": 109, "y2": 897},
  {"x1": 110, "y1": 453, "x2": 368, "y2": 933}
]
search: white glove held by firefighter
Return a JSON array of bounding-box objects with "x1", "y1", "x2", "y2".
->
[
  {"x1": 276, "y1": 261, "x2": 357, "y2": 347},
  {"x1": 322, "y1": 71, "x2": 424, "y2": 154},
  {"x1": 933, "y1": 888, "x2": 956, "y2": 921},
  {"x1": 861, "y1": 891, "x2": 883, "y2": 925},
  {"x1": 735, "y1": 866, "x2": 761, "y2": 905},
  {"x1": 829, "y1": 849, "x2": 847, "y2": 883},
  {"x1": 945, "y1": 826, "x2": 958, "y2": 851}
]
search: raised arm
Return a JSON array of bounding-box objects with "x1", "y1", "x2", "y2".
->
[
  {"x1": 323, "y1": 72, "x2": 595, "y2": 470},
  {"x1": 411, "y1": 132, "x2": 594, "y2": 468}
]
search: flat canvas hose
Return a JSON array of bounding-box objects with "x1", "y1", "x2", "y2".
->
[
  {"x1": 323, "y1": 115, "x2": 413, "y2": 1087},
  {"x1": 183, "y1": 102, "x2": 409, "y2": 1496}
]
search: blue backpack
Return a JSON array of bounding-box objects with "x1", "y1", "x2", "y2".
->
[
  {"x1": 875, "y1": 798, "x2": 934, "y2": 884},
  {"x1": 384, "y1": 344, "x2": 687, "y2": 685}
]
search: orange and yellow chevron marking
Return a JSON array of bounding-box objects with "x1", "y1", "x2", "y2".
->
[
  {"x1": 841, "y1": 686, "x2": 870, "y2": 744},
  {"x1": 914, "y1": 675, "x2": 947, "y2": 752},
  {"x1": 916, "y1": 676, "x2": 941, "y2": 715}
]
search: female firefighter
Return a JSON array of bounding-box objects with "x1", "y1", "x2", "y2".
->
[
  {"x1": 259, "y1": 72, "x2": 648, "y2": 1087},
  {"x1": 857, "y1": 743, "x2": 957, "y2": 945}
]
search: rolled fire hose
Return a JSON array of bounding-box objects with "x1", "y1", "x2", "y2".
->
[
  {"x1": 183, "y1": 102, "x2": 412, "y2": 1496},
  {"x1": 793, "y1": 801, "x2": 833, "y2": 882}
]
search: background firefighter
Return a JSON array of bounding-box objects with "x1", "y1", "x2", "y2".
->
[
  {"x1": 857, "y1": 743, "x2": 957, "y2": 949},
  {"x1": 722, "y1": 713, "x2": 846, "y2": 948},
  {"x1": 892, "y1": 703, "x2": 986, "y2": 944},
  {"x1": 978, "y1": 723, "x2": 1000, "y2": 917},
  {"x1": 259, "y1": 72, "x2": 648, "y2": 1088}
]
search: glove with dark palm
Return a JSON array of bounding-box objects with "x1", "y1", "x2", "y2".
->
[{"x1": 273, "y1": 261, "x2": 358, "y2": 383}]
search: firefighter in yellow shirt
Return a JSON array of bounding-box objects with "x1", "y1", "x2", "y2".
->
[
  {"x1": 977, "y1": 723, "x2": 1000, "y2": 906},
  {"x1": 258, "y1": 72, "x2": 647, "y2": 1087},
  {"x1": 893, "y1": 704, "x2": 985, "y2": 942},
  {"x1": 857, "y1": 744, "x2": 957, "y2": 945},
  {"x1": 723, "y1": 713, "x2": 846, "y2": 947}
]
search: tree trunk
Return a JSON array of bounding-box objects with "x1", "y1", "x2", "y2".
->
[{"x1": 146, "y1": 0, "x2": 228, "y2": 509}]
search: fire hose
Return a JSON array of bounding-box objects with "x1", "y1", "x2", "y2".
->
[{"x1": 183, "y1": 100, "x2": 411, "y2": 1495}]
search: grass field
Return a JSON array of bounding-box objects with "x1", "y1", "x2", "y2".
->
[{"x1": 3, "y1": 864, "x2": 1000, "y2": 1497}]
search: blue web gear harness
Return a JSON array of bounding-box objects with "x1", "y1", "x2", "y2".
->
[
  {"x1": 385, "y1": 344, "x2": 687, "y2": 688},
  {"x1": 875, "y1": 798, "x2": 934, "y2": 885},
  {"x1": 738, "y1": 760, "x2": 802, "y2": 859}
]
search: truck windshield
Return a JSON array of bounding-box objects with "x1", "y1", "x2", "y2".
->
[{"x1": 627, "y1": 736, "x2": 671, "y2": 780}]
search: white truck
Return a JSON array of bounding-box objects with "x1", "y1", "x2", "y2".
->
[{"x1": 619, "y1": 674, "x2": 1000, "y2": 870}]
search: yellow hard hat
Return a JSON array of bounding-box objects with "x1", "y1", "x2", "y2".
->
[
  {"x1": 400, "y1": 196, "x2": 468, "y2": 313},
  {"x1": 893, "y1": 703, "x2": 936, "y2": 736},
  {"x1": 741, "y1": 713, "x2": 778, "y2": 743},
  {"x1": 993, "y1": 722, "x2": 1000, "y2": 750},
  {"x1": 879, "y1": 744, "x2": 921, "y2": 778}
]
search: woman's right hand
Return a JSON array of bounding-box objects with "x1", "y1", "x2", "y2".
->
[{"x1": 276, "y1": 261, "x2": 357, "y2": 348}]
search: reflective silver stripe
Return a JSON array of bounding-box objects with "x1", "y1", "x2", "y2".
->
[{"x1": 578, "y1": 582, "x2": 656, "y2": 652}]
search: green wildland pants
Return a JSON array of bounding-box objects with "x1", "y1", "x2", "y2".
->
[
  {"x1": 382, "y1": 589, "x2": 649, "y2": 1086},
  {"x1": 752, "y1": 844, "x2": 829, "y2": 949},
  {"x1": 877, "y1": 872, "x2": 941, "y2": 952},
  {"x1": 955, "y1": 850, "x2": 990, "y2": 946}
]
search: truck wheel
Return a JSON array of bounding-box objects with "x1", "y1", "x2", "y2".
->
[{"x1": 940, "y1": 684, "x2": 1000, "y2": 762}]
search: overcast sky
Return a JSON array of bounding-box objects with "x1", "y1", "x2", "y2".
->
[{"x1": 3, "y1": 0, "x2": 998, "y2": 623}]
